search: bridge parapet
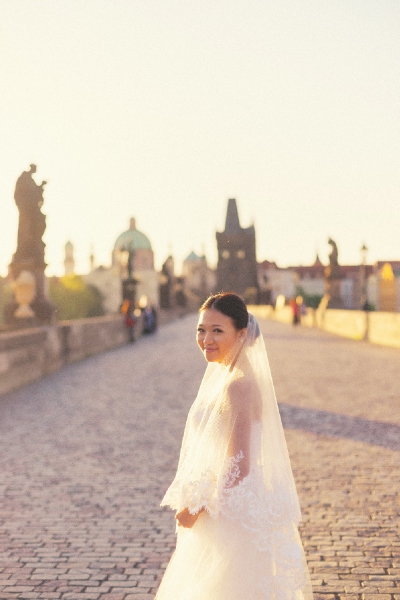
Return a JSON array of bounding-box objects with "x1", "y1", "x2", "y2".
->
[
  {"x1": 249, "y1": 305, "x2": 400, "y2": 349},
  {"x1": 0, "y1": 315, "x2": 128, "y2": 395},
  {"x1": 0, "y1": 309, "x2": 189, "y2": 396}
]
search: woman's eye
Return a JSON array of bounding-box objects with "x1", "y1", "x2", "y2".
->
[{"x1": 214, "y1": 328, "x2": 223, "y2": 333}]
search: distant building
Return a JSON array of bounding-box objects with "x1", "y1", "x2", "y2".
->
[
  {"x1": 84, "y1": 217, "x2": 159, "y2": 314},
  {"x1": 112, "y1": 218, "x2": 159, "y2": 308},
  {"x1": 368, "y1": 261, "x2": 400, "y2": 312},
  {"x1": 64, "y1": 241, "x2": 75, "y2": 275},
  {"x1": 84, "y1": 266, "x2": 122, "y2": 314},
  {"x1": 113, "y1": 218, "x2": 155, "y2": 272},
  {"x1": 216, "y1": 199, "x2": 259, "y2": 301},
  {"x1": 258, "y1": 260, "x2": 296, "y2": 305},
  {"x1": 258, "y1": 253, "x2": 379, "y2": 310},
  {"x1": 291, "y1": 255, "x2": 326, "y2": 297},
  {"x1": 182, "y1": 251, "x2": 216, "y2": 307},
  {"x1": 89, "y1": 245, "x2": 95, "y2": 273},
  {"x1": 159, "y1": 255, "x2": 175, "y2": 309}
]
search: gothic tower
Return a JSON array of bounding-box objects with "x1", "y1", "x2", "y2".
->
[{"x1": 216, "y1": 199, "x2": 259, "y2": 300}]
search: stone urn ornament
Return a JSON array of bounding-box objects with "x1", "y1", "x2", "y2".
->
[{"x1": 12, "y1": 270, "x2": 36, "y2": 318}]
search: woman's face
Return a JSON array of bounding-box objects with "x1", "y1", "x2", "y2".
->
[{"x1": 197, "y1": 308, "x2": 245, "y2": 363}]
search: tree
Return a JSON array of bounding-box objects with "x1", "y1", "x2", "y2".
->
[
  {"x1": 49, "y1": 275, "x2": 104, "y2": 321},
  {"x1": 295, "y1": 286, "x2": 323, "y2": 310}
]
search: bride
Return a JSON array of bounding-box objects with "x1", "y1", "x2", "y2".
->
[{"x1": 156, "y1": 292, "x2": 313, "y2": 600}]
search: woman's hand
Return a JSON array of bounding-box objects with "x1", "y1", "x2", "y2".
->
[{"x1": 175, "y1": 507, "x2": 203, "y2": 528}]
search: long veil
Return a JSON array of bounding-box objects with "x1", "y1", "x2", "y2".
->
[{"x1": 161, "y1": 313, "x2": 312, "y2": 599}]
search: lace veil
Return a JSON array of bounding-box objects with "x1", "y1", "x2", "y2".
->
[
  {"x1": 160, "y1": 313, "x2": 313, "y2": 598},
  {"x1": 161, "y1": 313, "x2": 302, "y2": 529}
]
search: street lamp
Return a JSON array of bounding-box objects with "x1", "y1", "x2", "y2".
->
[
  {"x1": 118, "y1": 246, "x2": 134, "y2": 279},
  {"x1": 360, "y1": 243, "x2": 368, "y2": 310},
  {"x1": 117, "y1": 246, "x2": 139, "y2": 307}
]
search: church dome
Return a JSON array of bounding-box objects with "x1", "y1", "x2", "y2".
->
[
  {"x1": 114, "y1": 218, "x2": 152, "y2": 252},
  {"x1": 184, "y1": 251, "x2": 201, "y2": 262}
]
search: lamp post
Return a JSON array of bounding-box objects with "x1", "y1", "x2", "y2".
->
[
  {"x1": 360, "y1": 243, "x2": 368, "y2": 310},
  {"x1": 117, "y1": 246, "x2": 140, "y2": 342},
  {"x1": 119, "y1": 247, "x2": 139, "y2": 305}
]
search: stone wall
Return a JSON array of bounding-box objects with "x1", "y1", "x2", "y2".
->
[
  {"x1": 317, "y1": 309, "x2": 367, "y2": 341},
  {"x1": 249, "y1": 305, "x2": 400, "y2": 349},
  {"x1": 0, "y1": 309, "x2": 188, "y2": 396},
  {"x1": 368, "y1": 311, "x2": 400, "y2": 348}
]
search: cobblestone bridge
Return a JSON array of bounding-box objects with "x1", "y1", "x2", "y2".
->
[{"x1": 0, "y1": 315, "x2": 399, "y2": 600}]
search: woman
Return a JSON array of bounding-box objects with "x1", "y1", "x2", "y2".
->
[{"x1": 156, "y1": 292, "x2": 313, "y2": 600}]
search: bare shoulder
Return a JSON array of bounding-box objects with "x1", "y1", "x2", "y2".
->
[{"x1": 227, "y1": 376, "x2": 257, "y2": 405}]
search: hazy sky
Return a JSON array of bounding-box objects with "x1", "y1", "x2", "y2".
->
[{"x1": 1, "y1": 0, "x2": 399, "y2": 276}]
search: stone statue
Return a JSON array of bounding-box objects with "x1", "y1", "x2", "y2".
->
[
  {"x1": 159, "y1": 256, "x2": 174, "y2": 309},
  {"x1": 13, "y1": 164, "x2": 47, "y2": 266},
  {"x1": 328, "y1": 237, "x2": 339, "y2": 267},
  {"x1": 323, "y1": 237, "x2": 344, "y2": 308},
  {"x1": 5, "y1": 165, "x2": 55, "y2": 326}
]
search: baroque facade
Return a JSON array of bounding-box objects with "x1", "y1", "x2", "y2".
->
[{"x1": 84, "y1": 218, "x2": 159, "y2": 313}]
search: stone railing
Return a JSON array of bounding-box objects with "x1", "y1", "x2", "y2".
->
[
  {"x1": 248, "y1": 305, "x2": 400, "y2": 349},
  {"x1": 0, "y1": 308, "x2": 189, "y2": 396}
]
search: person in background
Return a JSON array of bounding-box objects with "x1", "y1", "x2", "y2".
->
[
  {"x1": 290, "y1": 295, "x2": 302, "y2": 326},
  {"x1": 121, "y1": 299, "x2": 136, "y2": 342},
  {"x1": 142, "y1": 304, "x2": 157, "y2": 334}
]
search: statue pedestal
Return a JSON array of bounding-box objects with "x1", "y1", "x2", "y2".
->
[
  {"x1": 325, "y1": 278, "x2": 344, "y2": 309},
  {"x1": 324, "y1": 262, "x2": 344, "y2": 309}
]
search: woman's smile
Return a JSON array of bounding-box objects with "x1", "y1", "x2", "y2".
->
[
  {"x1": 197, "y1": 308, "x2": 243, "y2": 363},
  {"x1": 204, "y1": 346, "x2": 217, "y2": 355}
]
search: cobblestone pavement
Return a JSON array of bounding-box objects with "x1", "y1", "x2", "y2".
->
[{"x1": 0, "y1": 315, "x2": 399, "y2": 600}]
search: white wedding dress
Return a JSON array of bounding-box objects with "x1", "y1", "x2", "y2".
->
[{"x1": 156, "y1": 315, "x2": 313, "y2": 600}]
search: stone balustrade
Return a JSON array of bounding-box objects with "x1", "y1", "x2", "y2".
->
[
  {"x1": 249, "y1": 305, "x2": 400, "y2": 349},
  {"x1": 0, "y1": 309, "x2": 187, "y2": 396}
]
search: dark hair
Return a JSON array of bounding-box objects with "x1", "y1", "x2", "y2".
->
[{"x1": 200, "y1": 292, "x2": 248, "y2": 330}]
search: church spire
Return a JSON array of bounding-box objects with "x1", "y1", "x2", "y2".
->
[
  {"x1": 64, "y1": 240, "x2": 75, "y2": 275},
  {"x1": 224, "y1": 198, "x2": 241, "y2": 233}
]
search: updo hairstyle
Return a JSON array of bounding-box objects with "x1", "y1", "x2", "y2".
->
[{"x1": 200, "y1": 292, "x2": 249, "y2": 330}]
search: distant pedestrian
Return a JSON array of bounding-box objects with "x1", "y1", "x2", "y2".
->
[
  {"x1": 155, "y1": 292, "x2": 312, "y2": 600},
  {"x1": 142, "y1": 304, "x2": 157, "y2": 334},
  {"x1": 290, "y1": 295, "x2": 304, "y2": 326},
  {"x1": 290, "y1": 297, "x2": 300, "y2": 325},
  {"x1": 121, "y1": 299, "x2": 136, "y2": 343}
]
